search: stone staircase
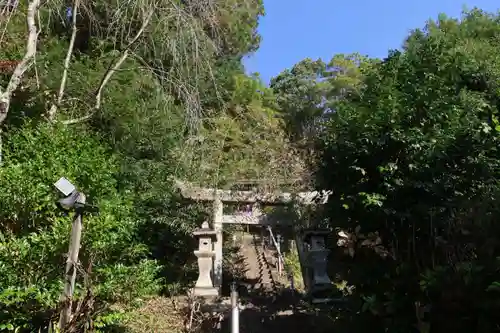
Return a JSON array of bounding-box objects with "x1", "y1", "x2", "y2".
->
[
  {"x1": 228, "y1": 234, "x2": 309, "y2": 333},
  {"x1": 189, "y1": 230, "x2": 339, "y2": 333},
  {"x1": 211, "y1": 232, "x2": 335, "y2": 333},
  {"x1": 249, "y1": 234, "x2": 276, "y2": 291}
]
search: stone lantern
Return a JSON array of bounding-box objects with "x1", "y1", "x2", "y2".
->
[
  {"x1": 192, "y1": 221, "x2": 218, "y2": 296},
  {"x1": 303, "y1": 229, "x2": 332, "y2": 293}
]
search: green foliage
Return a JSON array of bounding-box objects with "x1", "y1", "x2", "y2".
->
[
  {"x1": 0, "y1": 123, "x2": 117, "y2": 230},
  {"x1": 0, "y1": 123, "x2": 160, "y2": 330},
  {"x1": 209, "y1": 0, "x2": 264, "y2": 56},
  {"x1": 176, "y1": 73, "x2": 307, "y2": 189},
  {"x1": 271, "y1": 58, "x2": 329, "y2": 140},
  {"x1": 0, "y1": 0, "x2": 272, "y2": 331},
  {"x1": 283, "y1": 245, "x2": 304, "y2": 291},
  {"x1": 309, "y1": 8, "x2": 500, "y2": 332},
  {"x1": 271, "y1": 54, "x2": 376, "y2": 141},
  {"x1": 11, "y1": 2, "x2": 500, "y2": 333}
]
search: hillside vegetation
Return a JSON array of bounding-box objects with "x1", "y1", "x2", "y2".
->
[{"x1": 1, "y1": 2, "x2": 500, "y2": 332}]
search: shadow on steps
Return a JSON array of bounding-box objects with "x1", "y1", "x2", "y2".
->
[
  {"x1": 214, "y1": 289, "x2": 336, "y2": 333},
  {"x1": 215, "y1": 233, "x2": 336, "y2": 333}
]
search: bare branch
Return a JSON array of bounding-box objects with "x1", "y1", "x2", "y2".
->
[
  {"x1": 62, "y1": 9, "x2": 154, "y2": 125},
  {"x1": 60, "y1": 113, "x2": 93, "y2": 125},
  {"x1": 0, "y1": 1, "x2": 17, "y2": 45},
  {"x1": 96, "y1": 9, "x2": 154, "y2": 106},
  {"x1": 0, "y1": 0, "x2": 41, "y2": 125},
  {"x1": 94, "y1": 51, "x2": 129, "y2": 112},
  {"x1": 47, "y1": 0, "x2": 80, "y2": 121}
]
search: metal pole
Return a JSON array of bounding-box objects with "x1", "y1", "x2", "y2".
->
[
  {"x1": 260, "y1": 226, "x2": 265, "y2": 249},
  {"x1": 276, "y1": 234, "x2": 282, "y2": 275},
  {"x1": 231, "y1": 282, "x2": 239, "y2": 333},
  {"x1": 267, "y1": 226, "x2": 285, "y2": 272}
]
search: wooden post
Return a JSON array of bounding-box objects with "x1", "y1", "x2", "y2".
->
[
  {"x1": 213, "y1": 197, "x2": 223, "y2": 292},
  {"x1": 59, "y1": 193, "x2": 85, "y2": 329}
]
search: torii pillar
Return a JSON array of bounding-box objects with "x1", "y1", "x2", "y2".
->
[{"x1": 213, "y1": 197, "x2": 223, "y2": 291}]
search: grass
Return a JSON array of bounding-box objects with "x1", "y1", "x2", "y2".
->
[
  {"x1": 283, "y1": 244, "x2": 305, "y2": 291},
  {"x1": 121, "y1": 296, "x2": 186, "y2": 333}
]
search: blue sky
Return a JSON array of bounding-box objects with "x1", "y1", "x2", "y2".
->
[{"x1": 244, "y1": 0, "x2": 499, "y2": 85}]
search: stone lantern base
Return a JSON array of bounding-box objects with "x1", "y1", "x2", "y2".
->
[
  {"x1": 192, "y1": 250, "x2": 219, "y2": 297},
  {"x1": 192, "y1": 286, "x2": 219, "y2": 297},
  {"x1": 308, "y1": 249, "x2": 332, "y2": 285}
]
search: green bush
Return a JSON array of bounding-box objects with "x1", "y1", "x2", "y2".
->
[
  {"x1": 312, "y1": 10, "x2": 500, "y2": 332},
  {"x1": 0, "y1": 122, "x2": 161, "y2": 331}
]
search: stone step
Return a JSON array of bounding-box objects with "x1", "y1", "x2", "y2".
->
[{"x1": 256, "y1": 249, "x2": 273, "y2": 285}]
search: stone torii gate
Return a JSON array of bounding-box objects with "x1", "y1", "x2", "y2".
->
[{"x1": 175, "y1": 180, "x2": 331, "y2": 294}]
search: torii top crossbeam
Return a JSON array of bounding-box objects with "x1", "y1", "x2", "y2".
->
[{"x1": 174, "y1": 180, "x2": 331, "y2": 205}]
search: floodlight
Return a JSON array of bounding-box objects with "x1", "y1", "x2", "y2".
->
[
  {"x1": 53, "y1": 177, "x2": 97, "y2": 213},
  {"x1": 54, "y1": 177, "x2": 76, "y2": 197},
  {"x1": 57, "y1": 191, "x2": 82, "y2": 210}
]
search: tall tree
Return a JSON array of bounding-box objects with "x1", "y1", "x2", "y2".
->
[
  {"x1": 316, "y1": 9, "x2": 500, "y2": 332},
  {"x1": 270, "y1": 54, "x2": 374, "y2": 142}
]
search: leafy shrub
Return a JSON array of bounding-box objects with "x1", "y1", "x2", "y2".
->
[
  {"x1": 312, "y1": 10, "x2": 500, "y2": 332},
  {"x1": 0, "y1": 122, "x2": 161, "y2": 331}
]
